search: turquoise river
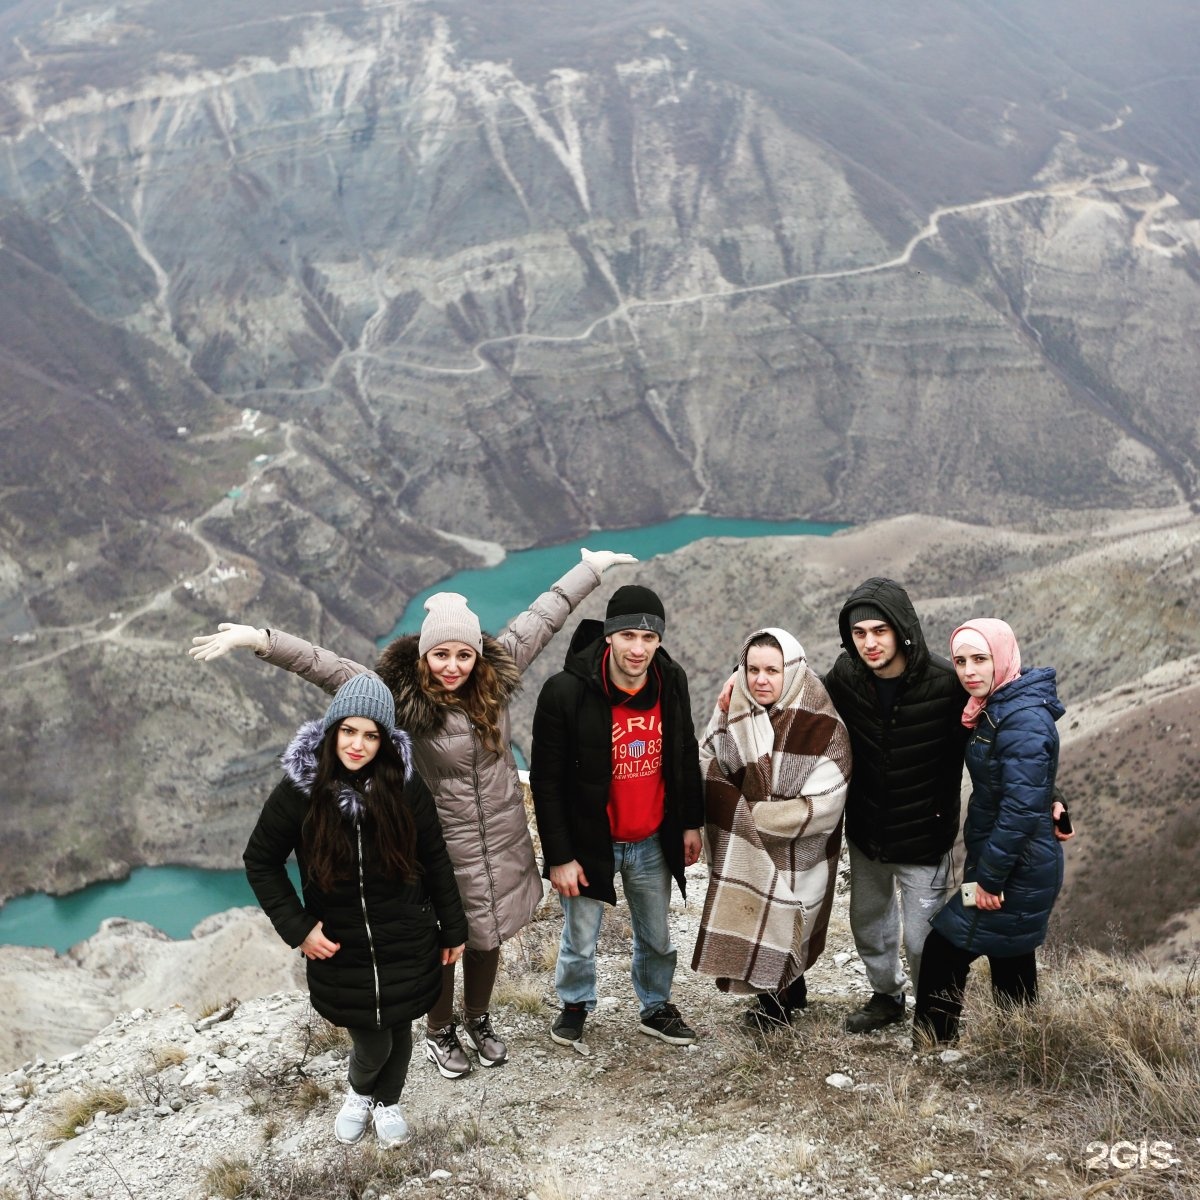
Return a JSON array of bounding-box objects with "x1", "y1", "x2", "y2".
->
[{"x1": 1, "y1": 515, "x2": 843, "y2": 952}]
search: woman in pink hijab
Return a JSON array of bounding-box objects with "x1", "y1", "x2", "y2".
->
[{"x1": 913, "y1": 619, "x2": 1072, "y2": 1045}]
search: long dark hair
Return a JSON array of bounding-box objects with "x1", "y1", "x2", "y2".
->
[
  {"x1": 417, "y1": 651, "x2": 507, "y2": 755},
  {"x1": 302, "y1": 725, "x2": 420, "y2": 892}
]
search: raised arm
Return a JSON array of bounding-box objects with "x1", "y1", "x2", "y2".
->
[
  {"x1": 190, "y1": 622, "x2": 368, "y2": 696},
  {"x1": 500, "y1": 548, "x2": 635, "y2": 674}
]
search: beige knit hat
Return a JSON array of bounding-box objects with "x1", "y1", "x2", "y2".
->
[{"x1": 419, "y1": 592, "x2": 483, "y2": 656}]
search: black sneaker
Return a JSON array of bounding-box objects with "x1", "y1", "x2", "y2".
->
[
  {"x1": 638, "y1": 1002, "x2": 697, "y2": 1045},
  {"x1": 844, "y1": 992, "x2": 906, "y2": 1033},
  {"x1": 550, "y1": 1004, "x2": 587, "y2": 1046}
]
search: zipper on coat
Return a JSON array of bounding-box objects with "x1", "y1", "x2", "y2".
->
[
  {"x1": 470, "y1": 728, "x2": 502, "y2": 945},
  {"x1": 356, "y1": 821, "x2": 383, "y2": 1029}
]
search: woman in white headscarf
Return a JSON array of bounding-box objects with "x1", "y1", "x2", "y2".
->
[{"x1": 691, "y1": 629, "x2": 851, "y2": 1030}]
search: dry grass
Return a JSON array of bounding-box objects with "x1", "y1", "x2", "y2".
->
[
  {"x1": 204, "y1": 1154, "x2": 256, "y2": 1200},
  {"x1": 45, "y1": 1086, "x2": 129, "y2": 1141},
  {"x1": 492, "y1": 976, "x2": 547, "y2": 1015},
  {"x1": 210, "y1": 1116, "x2": 510, "y2": 1200},
  {"x1": 291, "y1": 1014, "x2": 350, "y2": 1059},
  {"x1": 959, "y1": 948, "x2": 1200, "y2": 1196},
  {"x1": 531, "y1": 1167, "x2": 577, "y2": 1200},
  {"x1": 151, "y1": 1044, "x2": 189, "y2": 1071},
  {"x1": 292, "y1": 1078, "x2": 328, "y2": 1115},
  {"x1": 500, "y1": 924, "x2": 561, "y2": 977},
  {"x1": 676, "y1": 950, "x2": 1199, "y2": 1198}
]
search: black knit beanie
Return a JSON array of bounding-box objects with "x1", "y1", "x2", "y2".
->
[
  {"x1": 604, "y1": 584, "x2": 666, "y2": 637},
  {"x1": 847, "y1": 603, "x2": 888, "y2": 628}
]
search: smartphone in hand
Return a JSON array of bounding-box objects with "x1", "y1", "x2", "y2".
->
[{"x1": 961, "y1": 881, "x2": 1003, "y2": 907}]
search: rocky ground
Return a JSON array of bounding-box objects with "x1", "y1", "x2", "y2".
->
[{"x1": 4, "y1": 858, "x2": 1197, "y2": 1200}]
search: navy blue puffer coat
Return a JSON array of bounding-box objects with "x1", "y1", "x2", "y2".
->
[{"x1": 931, "y1": 667, "x2": 1065, "y2": 957}]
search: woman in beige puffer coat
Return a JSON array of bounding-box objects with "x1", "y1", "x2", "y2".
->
[{"x1": 190, "y1": 549, "x2": 633, "y2": 1079}]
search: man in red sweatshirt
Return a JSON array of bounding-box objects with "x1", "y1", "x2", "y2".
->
[{"x1": 530, "y1": 585, "x2": 704, "y2": 1048}]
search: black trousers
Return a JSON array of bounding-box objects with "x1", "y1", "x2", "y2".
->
[
  {"x1": 345, "y1": 1022, "x2": 413, "y2": 1105},
  {"x1": 913, "y1": 929, "x2": 1038, "y2": 1044},
  {"x1": 753, "y1": 973, "x2": 808, "y2": 1016}
]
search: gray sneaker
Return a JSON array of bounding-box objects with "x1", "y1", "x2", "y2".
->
[
  {"x1": 333, "y1": 1087, "x2": 373, "y2": 1144},
  {"x1": 372, "y1": 1100, "x2": 410, "y2": 1148},
  {"x1": 462, "y1": 1012, "x2": 508, "y2": 1067},
  {"x1": 424, "y1": 1023, "x2": 472, "y2": 1079}
]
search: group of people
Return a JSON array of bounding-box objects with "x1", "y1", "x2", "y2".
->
[{"x1": 188, "y1": 555, "x2": 1072, "y2": 1148}]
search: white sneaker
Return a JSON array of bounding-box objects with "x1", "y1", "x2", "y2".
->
[
  {"x1": 372, "y1": 1100, "x2": 410, "y2": 1148},
  {"x1": 333, "y1": 1088, "x2": 373, "y2": 1144}
]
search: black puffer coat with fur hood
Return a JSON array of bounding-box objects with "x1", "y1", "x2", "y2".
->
[
  {"x1": 244, "y1": 720, "x2": 467, "y2": 1030},
  {"x1": 256, "y1": 562, "x2": 604, "y2": 949}
]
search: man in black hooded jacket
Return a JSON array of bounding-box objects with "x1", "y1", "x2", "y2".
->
[{"x1": 823, "y1": 577, "x2": 969, "y2": 1032}]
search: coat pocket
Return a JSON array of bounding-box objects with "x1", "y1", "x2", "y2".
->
[{"x1": 371, "y1": 901, "x2": 440, "y2": 960}]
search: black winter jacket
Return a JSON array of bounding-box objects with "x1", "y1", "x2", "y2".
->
[
  {"x1": 529, "y1": 620, "x2": 705, "y2": 905},
  {"x1": 822, "y1": 578, "x2": 969, "y2": 864},
  {"x1": 244, "y1": 720, "x2": 468, "y2": 1030}
]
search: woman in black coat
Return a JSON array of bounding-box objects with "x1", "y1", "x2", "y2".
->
[
  {"x1": 914, "y1": 619, "x2": 1072, "y2": 1045},
  {"x1": 244, "y1": 673, "x2": 466, "y2": 1147}
]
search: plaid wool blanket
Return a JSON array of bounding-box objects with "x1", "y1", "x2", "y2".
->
[{"x1": 691, "y1": 628, "x2": 851, "y2": 994}]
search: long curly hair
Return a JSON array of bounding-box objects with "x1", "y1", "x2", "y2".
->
[
  {"x1": 417, "y1": 652, "x2": 507, "y2": 755},
  {"x1": 301, "y1": 725, "x2": 420, "y2": 892}
]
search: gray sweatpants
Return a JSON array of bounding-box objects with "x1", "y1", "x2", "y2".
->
[{"x1": 847, "y1": 841, "x2": 957, "y2": 999}]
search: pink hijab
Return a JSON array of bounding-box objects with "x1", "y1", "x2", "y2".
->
[{"x1": 950, "y1": 618, "x2": 1022, "y2": 728}]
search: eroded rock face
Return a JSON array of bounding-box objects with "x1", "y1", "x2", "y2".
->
[
  {"x1": 0, "y1": 909, "x2": 303, "y2": 1071},
  {"x1": 1, "y1": 3, "x2": 1198, "y2": 900}
]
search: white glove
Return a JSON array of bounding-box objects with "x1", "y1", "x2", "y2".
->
[
  {"x1": 580, "y1": 547, "x2": 638, "y2": 575},
  {"x1": 189, "y1": 622, "x2": 269, "y2": 661}
]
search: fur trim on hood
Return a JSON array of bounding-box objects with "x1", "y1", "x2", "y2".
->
[
  {"x1": 280, "y1": 719, "x2": 414, "y2": 819},
  {"x1": 374, "y1": 633, "x2": 521, "y2": 736}
]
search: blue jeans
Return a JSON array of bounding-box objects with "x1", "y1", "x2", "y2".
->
[{"x1": 555, "y1": 835, "x2": 677, "y2": 1019}]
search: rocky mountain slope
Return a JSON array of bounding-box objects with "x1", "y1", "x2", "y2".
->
[
  {"x1": 3, "y1": 506, "x2": 1197, "y2": 968},
  {"x1": 3, "y1": 864, "x2": 1198, "y2": 1200},
  {"x1": 0, "y1": 908, "x2": 304, "y2": 1073},
  {"x1": 1, "y1": 2, "x2": 1198, "y2": 953}
]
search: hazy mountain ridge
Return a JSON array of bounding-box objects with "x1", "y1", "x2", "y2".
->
[
  {"x1": 0, "y1": 1, "x2": 1196, "y2": 544},
  {"x1": 1, "y1": 3, "x2": 1198, "y2": 942}
]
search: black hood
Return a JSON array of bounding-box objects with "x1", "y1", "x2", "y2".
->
[{"x1": 836, "y1": 577, "x2": 930, "y2": 678}]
